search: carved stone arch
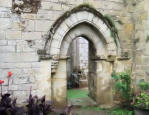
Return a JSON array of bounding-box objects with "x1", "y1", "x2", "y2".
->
[
  {"x1": 60, "y1": 22, "x2": 107, "y2": 57},
  {"x1": 39, "y1": 5, "x2": 121, "y2": 107},
  {"x1": 44, "y1": 5, "x2": 121, "y2": 59}
]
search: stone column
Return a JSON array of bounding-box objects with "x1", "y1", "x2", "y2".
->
[
  {"x1": 52, "y1": 58, "x2": 68, "y2": 107},
  {"x1": 36, "y1": 60, "x2": 52, "y2": 100},
  {"x1": 95, "y1": 60, "x2": 113, "y2": 108}
]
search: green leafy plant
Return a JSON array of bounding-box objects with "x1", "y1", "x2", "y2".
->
[
  {"x1": 112, "y1": 71, "x2": 132, "y2": 105},
  {"x1": 133, "y1": 92, "x2": 149, "y2": 110},
  {"x1": 138, "y1": 80, "x2": 149, "y2": 91},
  {"x1": 131, "y1": 80, "x2": 149, "y2": 110}
]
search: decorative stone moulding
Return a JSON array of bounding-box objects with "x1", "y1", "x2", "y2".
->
[
  {"x1": 107, "y1": 55, "x2": 116, "y2": 62},
  {"x1": 117, "y1": 51, "x2": 130, "y2": 60},
  {"x1": 37, "y1": 49, "x2": 52, "y2": 60},
  {"x1": 12, "y1": 0, "x2": 41, "y2": 14},
  {"x1": 38, "y1": 5, "x2": 121, "y2": 74}
]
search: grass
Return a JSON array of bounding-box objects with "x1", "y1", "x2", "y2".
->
[
  {"x1": 106, "y1": 107, "x2": 133, "y2": 115},
  {"x1": 67, "y1": 89, "x2": 88, "y2": 99},
  {"x1": 67, "y1": 89, "x2": 133, "y2": 115},
  {"x1": 82, "y1": 106, "x2": 103, "y2": 111}
]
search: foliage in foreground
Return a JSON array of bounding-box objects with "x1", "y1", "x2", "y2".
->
[
  {"x1": 112, "y1": 70, "x2": 132, "y2": 106},
  {"x1": 138, "y1": 80, "x2": 149, "y2": 91},
  {"x1": 107, "y1": 107, "x2": 133, "y2": 115},
  {"x1": 0, "y1": 92, "x2": 73, "y2": 115},
  {"x1": 0, "y1": 72, "x2": 73, "y2": 115},
  {"x1": 133, "y1": 92, "x2": 149, "y2": 110},
  {"x1": 131, "y1": 80, "x2": 149, "y2": 110},
  {"x1": 0, "y1": 93, "x2": 24, "y2": 115}
]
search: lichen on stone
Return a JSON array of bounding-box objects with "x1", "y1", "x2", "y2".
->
[{"x1": 12, "y1": 0, "x2": 41, "y2": 14}]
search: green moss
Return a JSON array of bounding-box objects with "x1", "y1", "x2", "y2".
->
[
  {"x1": 117, "y1": 20, "x2": 123, "y2": 25},
  {"x1": 146, "y1": 35, "x2": 149, "y2": 42},
  {"x1": 104, "y1": 15, "x2": 118, "y2": 33},
  {"x1": 110, "y1": 31, "x2": 118, "y2": 46},
  {"x1": 67, "y1": 89, "x2": 88, "y2": 99},
  {"x1": 104, "y1": 15, "x2": 118, "y2": 46}
]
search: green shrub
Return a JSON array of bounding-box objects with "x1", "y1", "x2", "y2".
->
[
  {"x1": 134, "y1": 92, "x2": 149, "y2": 110},
  {"x1": 138, "y1": 80, "x2": 149, "y2": 91},
  {"x1": 112, "y1": 71, "x2": 132, "y2": 104}
]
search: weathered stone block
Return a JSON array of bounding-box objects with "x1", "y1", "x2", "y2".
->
[
  {"x1": 0, "y1": 40, "x2": 7, "y2": 45},
  {"x1": 0, "y1": 31, "x2": 5, "y2": 39},
  {"x1": 0, "y1": 53, "x2": 39, "y2": 62},
  {"x1": 0, "y1": 0, "x2": 12, "y2": 7},
  {"x1": 22, "y1": 20, "x2": 35, "y2": 31},
  {"x1": 0, "y1": 12, "x2": 9, "y2": 18},
  {"x1": 41, "y1": 2, "x2": 62, "y2": 10},
  {"x1": 8, "y1": 40, "x2": 17, "y2": 45},
  {"x1": 35, "y1": 20, "x2": 53, "y2": 31},
  {"x1": 16, "y1": 40, "x2": 35, "y2": 52},
  {"x1": 0, "y1": 18, "x2": 10, "y2": 30},
  {"x1": 31, "y1": 62, "x2": 42, "y2": 68},
  {"x1": 21, "y1": 14, "x2": 36, "y2": 20},
  {"x1": 22, "y1": 32, "x2": 42, "y2": 40},
  {"x1": 6, "y1": 31, "x2": 22, "y2": 40},
  {"x1": 0, "y1": 63, "x2": 32, "y2": 69},
  {"x1": 0, "y1": 46, "x2": 15, "y2": 52}
]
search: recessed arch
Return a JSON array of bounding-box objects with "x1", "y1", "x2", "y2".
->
[
  {"x1": 44, "y1": 5, "x2": 121, "y2": 58},
  {"x1": 60, "y1": 23, "x2": 107, "y2": 58},
  {"x1": 41, "y1": 5, "x2": 121, "y2": 107}
]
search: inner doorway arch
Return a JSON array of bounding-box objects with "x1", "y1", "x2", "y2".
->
[{"x1": 41, "y1": 5, "x2": 120, "y2": 107}]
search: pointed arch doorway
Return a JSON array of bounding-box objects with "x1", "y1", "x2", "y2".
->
[{"x1": 39, "y1": 5, "x2": 120, "y2": 107}]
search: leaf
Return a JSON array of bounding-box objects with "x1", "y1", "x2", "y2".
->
[{"x1": 146, "y1": 35, "x2": 149, "y2": 42}]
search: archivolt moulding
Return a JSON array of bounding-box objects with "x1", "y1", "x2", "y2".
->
[{"x1": 38, "y1": 5, "x2": 121, "y2": 60}]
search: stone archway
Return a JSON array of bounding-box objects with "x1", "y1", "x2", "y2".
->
[{"x1": 39, "y1": 5, "x2": 120, "y2": 107}]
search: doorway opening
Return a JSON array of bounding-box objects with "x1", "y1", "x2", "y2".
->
[{"x1": 67, "y1": 37, "x2": 96, "y2": 106}]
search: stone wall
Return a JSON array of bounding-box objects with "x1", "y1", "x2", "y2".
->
[
  {"x1": 78, "y1": 37, "x2": 88, "y2": 75},
  {"x1": 130, "y1": 0, "x2": 149, "y2": 84},
  {"x1": 0, "y1": 0, "x2": 148, "y2": 104}
]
